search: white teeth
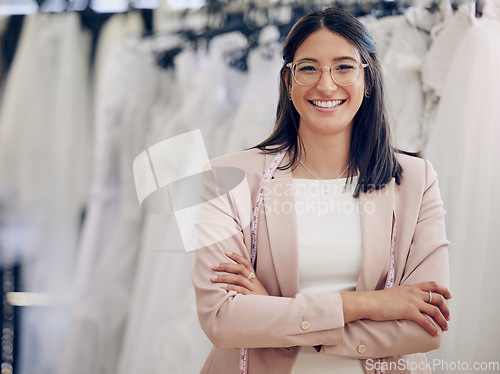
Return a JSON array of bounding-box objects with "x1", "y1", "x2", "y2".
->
[{"x1": 312, "y1": 100, "x2": 344, "y2": 108}]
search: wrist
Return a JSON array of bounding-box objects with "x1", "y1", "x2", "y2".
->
[{"x1": 340, "y1": 291, "x2": 370, "y2": 323}]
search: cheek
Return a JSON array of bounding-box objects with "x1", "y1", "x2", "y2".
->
[
  {"x1": 290, "y1": 80, "x2": 301, "y2": 95},
  {"x1": 290, "y1": 84, "x2": 307, "y2": 104},
  {"x1": 352, "y1": 83, "x2": 365, "y2": 105}
]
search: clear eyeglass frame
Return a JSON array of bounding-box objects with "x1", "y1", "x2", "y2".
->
[{"x1": 286, "y1": 60, "x2": 369, "y2": 87}]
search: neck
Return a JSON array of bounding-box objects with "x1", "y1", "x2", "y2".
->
[{"x1": 294, "y1": 128, "x2": 351, "y2": 179}]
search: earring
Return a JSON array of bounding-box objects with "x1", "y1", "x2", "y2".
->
[
  {"x1": 364, "y1": 89, "x2": 371, "y2": 98},
  {"x1": 289, "y1": 91, "x2": 293, "y2": 101}
]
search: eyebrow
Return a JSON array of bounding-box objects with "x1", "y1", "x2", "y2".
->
[{"x1": 297, "y1": 56, "x2": 358, "y2": 63}]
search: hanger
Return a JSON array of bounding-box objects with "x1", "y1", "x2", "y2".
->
[{"x1": 38, "y1": 0, "x2": 66, "y2": 12}]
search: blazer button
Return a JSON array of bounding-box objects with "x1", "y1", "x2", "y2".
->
[
  {"x1": 357, "y1": 344, "x2": 367, "y2": 354},
  {"x1": 300, "y1": 321, "x2": 310, "y2": 330}
]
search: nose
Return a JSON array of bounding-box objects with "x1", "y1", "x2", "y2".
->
[{"x1": 316, "y1": 66, "x2": 338, "y2": 93}]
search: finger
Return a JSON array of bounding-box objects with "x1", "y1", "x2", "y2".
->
[
  {"x1": 421, "y1": 290, "x2": 432, "y2": 304},
  {"x1": 429, "y1": 293, "x2": 450, "y2": 321},
  {"x1": 225, "y1": 252, "x2": 254, "y2": 272},
  {"x1": 428, "y1": 282, "x2": 452, "y2": 300},
  {"x1": 413, "y1": 313, "x2": 441, "y2": 336},
  {"x1": 421, "y1": 303, "x2": 448, "y2": 332},
  {"x1": 417, "y1": 281, "x2": 452, "y2": 299},
  {"x1": 212, "y1": 262, "x2": 247, "y2": 276},
  {"x1": 212, "y1": 263, "x2": 256, "y2": 282},
  {"x1": 428, "y1": 282, "x2": 452, "y2": 299},
  {"x1": 222, "y1": 284, "x2": 251, "y2": 295},
  {"x1": 210, "y1": 274, "x2": 254, "y2": 290}
]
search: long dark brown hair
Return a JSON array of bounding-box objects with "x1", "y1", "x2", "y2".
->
[{"x1": 252, "y1": 7, "x2": 403, "y2": 197}]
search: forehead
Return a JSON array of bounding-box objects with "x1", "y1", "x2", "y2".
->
[{"x1": 293, "y1": 28, "x2": 360, "y2": 61}]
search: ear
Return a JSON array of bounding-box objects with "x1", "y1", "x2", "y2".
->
[{"x1": 282, "y1": 68, "x2": 292, "y2": 92}]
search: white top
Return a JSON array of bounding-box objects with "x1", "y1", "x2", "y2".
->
[{"x1": 292, "y1": 176, "x2": 365, "y2": 374}]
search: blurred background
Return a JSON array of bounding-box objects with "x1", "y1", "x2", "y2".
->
[{"x1": 0, "y1": 0, "x2": 498, "y2": 373}]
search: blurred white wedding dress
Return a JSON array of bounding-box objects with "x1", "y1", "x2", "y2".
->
[
  {"x1": 0, "y1": 12, "x2": 92, "y2": 374},
  {"x1": 117, "y1": 31, "x2": 250, "y2": 374},
  {"x1": 425, "y1": 0, "x2": 500, "y2": 365}
]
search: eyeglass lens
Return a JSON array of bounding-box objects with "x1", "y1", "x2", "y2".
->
[{"x1": 293, "y1": 61, "x2": 362, "y2": 86}]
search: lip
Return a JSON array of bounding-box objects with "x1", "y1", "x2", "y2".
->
[{"x1": 308, "y1": 99, "x2": 347, "y2": 112}]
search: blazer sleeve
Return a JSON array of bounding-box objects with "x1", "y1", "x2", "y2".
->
[
  {"x1": 191, "y1": 163, "x2": 346, "y2": 349},
  {"x1": 321, "y1": 159, "x2": 450, "y2": 359}
]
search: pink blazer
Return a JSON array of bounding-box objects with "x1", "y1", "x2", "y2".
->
[{"x1": 192, "y1": 148, "x2": 450, "y2": 374}]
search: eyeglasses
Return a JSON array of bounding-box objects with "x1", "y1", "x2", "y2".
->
[{"x1": 286, "y1": 60, "x2": 368, "y2": 87}]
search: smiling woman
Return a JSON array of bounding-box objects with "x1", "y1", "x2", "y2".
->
[
  {"x1": 192, "y1": 6, "x2": 450, "y2": 374},
  {"x1": 254, "y1": 6, "x2": 402, "y2": 193}
]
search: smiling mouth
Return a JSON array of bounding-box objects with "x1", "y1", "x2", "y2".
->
[{"x1": 310, "y1": 99, "x2": 346, "y2": 108}]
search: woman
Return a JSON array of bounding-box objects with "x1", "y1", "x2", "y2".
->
[{"x1": 192, "y1": 7, "x2": 450, "y2": 374}]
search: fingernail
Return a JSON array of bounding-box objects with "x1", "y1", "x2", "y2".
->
[
  {"x1": 225, "y1": 251, "x2": 234, "y2": 256},
  {"x1": 211, "y1": 264, "x2": 218, "y2": 270},
  {"x1": 210, "y1": 276, "x2": 218, "y2": 282}
]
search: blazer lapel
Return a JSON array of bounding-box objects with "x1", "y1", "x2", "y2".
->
[
  {"x1": 262, "y1": 152, "x2": 300, "y2": 297},
  {"x1": 356, "y1": 179, "x2": 396, "y2": 291},
  {"x1": 261, "y1": 151, "x2": 396, "y2": 296}
]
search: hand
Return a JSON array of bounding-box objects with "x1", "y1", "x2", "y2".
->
[
  {"x1": 210, "y1": 252, "x2": 270, "y2": 296},
  {"x1": 341, "y1": 281, "x2": 451, "y2": 336}
]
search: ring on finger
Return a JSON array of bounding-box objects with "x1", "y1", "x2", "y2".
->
[
  {"x1": 428, "y1": 291, "x2": 433, "y2": 304},
  {"x1": 247, "y1": 272, "x2": 256, "y2": 280}
]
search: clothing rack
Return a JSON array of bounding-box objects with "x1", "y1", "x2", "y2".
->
[
  {"x1": 149, "y1": 0, "x2": 416, "y2": 75},
  {"x1": 159, "y1": 0, "x2": 479, "y2": 19},
  {"x1": 154, "y1": 0, "x2": 417, "y2": 45},
  {"x1": 152, "y1": 0, "x2": 485, "y2": 63},
  {"x1": 0, "y1": 0, "x2": 482, "y2": 16},
  {"x1": 0, "y1": 0, "x2": 156, "y2": 15}
]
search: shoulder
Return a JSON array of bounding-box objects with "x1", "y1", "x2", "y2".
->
[
  {"x1": 397, "y1": 153, "x2": 425, "y2": 179},
  {"x1": 206, "y1": 148, "x2": 268, "y2": 180},
  {"x1": 208, "y1": 148, "x2": 267, "y2": 171},
  {"x1": 204, "y1": 148, "x2": 269, "y2": 192},
  {"x1": 396, "y1": 153, "x2": 439, "y2": 194}
]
